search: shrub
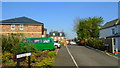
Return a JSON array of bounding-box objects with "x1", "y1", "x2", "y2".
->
[
  {"x1": 20, "y1": 43, "x2": 37, "y2": 53},
  {"x1": 60, "y1": 42, "x2": 64, "y2": 46},
  {"x1": 86, "y1": 38, "x2": 105, "y2": 51},
  {"x1": 47, "y1": 51, "x2": 57, "y2": 57},
  {"x1": 35, "y1": 57, "x2": 54, "y2": 67},
  {"x1": 2, "y1": 52, "x2": 13, "y2": 63},
  {"x1": 2, "y1": 34, "x2": 23, "y2": 54}
]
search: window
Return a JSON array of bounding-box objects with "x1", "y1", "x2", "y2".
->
[
  {"x1": 43, "y1": 39, "x2": 50, "y2": 43},
  {"x1": 60, "y1": 33, "x2": 62, "y2": 36},
  {"x1": 34, "y1": 40, "x2": 40, "y2": 43},
  {"x1": 11, "y1": 24, "x2": 15, "y2": 30},
  {"x1": 62, "y1": 37, "x2": 64, "y2": 39},
  {"x1": 112, "y1": 29, "x2": 115, "y2": 34},
  {"x1": 20, "y1": 24, "x2": 23, "y2": 30},
  {"x1": 53, "y1": 33, "x2": 55, "y2": 36}
]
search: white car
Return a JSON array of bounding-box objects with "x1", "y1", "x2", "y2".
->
[
  {"x1": 54, "y1": 41, "x2": 61, "y2": 49},
  {"x1": 70, "y1": 41, "x2": 77, "y2": 45}
]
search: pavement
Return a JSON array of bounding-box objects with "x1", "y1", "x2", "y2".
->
[{"x1": 53, "y1": 45, "x2": 119, "y2": 68}]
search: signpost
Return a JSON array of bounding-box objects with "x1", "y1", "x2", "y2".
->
[{"x1": 16, "y1": 53, "x2": 32, "y2": 68}]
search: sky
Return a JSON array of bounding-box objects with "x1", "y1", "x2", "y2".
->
[
  {"x1": 1, "y1": 0, "x2": 120, "y2": 2},
  {"x1": 1, "y1": 2, "x2": 118, "y2": 39}
]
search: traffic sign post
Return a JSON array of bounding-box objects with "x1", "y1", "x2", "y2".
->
[
  {"x1": 28, "y1": 56, "x2": 31, "y2": 68},
  {"x1": 17, "y1": 58, "x2": 20, "y2": 68},
  {"x1": 16, "y1": 53, "x2": 32, "y2": 68}
]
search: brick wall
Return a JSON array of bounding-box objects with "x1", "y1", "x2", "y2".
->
[
  {"x1": 0, "y1": 24, "x2": 44, "y2": 38},
  {"x1": 43, "y1": 29, "x2": 47, "y2": 37},
  {"x1": 50, "y1": 36, "x2": 67, "y2": 46}
]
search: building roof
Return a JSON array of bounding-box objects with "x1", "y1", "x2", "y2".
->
[
  {"x1": 49, "y1": 32, "x2": 65, "y2": 37},
  {"x1": 101, "y1": 18, "x2": 120, "y2": 29},
  {"x1": 0, "y1": 17, "x2": 43, "y2": 25},
  {"x1": 44, "y1": 28, "x2": 47, "y2": 30}
]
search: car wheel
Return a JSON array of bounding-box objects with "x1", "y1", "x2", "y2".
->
[{"x1": 55, "y1": 45, "x2": 58, "y2": 49}]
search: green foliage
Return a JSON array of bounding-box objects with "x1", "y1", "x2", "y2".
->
[
  {"x1": 50, "y1": 30, "x2": 58, "y2": 33},
  {"x1": 60, "y1": 42, "x2": 64, "y2": 46},
  {"x1": 35, "y1": 58, "x2": 54, "y2": 67},
  {"x1": 2, "y1": 33, "x2": 57, "y2": 67},
  {"x1": 2, "y1": 33, "x2": 23, "y2": 54},
  {"x1": 20, "y1": 43, "x2": 37, "y2": 53},
  {"x1": 74, "y1": 17, "x2": 104, "y2": 40},
  {"x1": 3, "y1": 50, "x2": 57, "y2": 67},
  {"x1": 2, "y1": 52, "x2": 13, "y2": 63},
  {"x1": 47, "y1": 51, "x2": 57, "y2": 57},
  {"x1": 86, "y1": 38, "x2": 105, "y2": 51},
  {"x1": 28, "y1": 51, "x2": 56, "y2": 67}
]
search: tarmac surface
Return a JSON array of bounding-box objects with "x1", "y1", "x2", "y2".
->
[{"x1": 54, "y1": 45, "x2": 118, "y2": 68}]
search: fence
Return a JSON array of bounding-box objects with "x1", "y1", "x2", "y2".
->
[{"x1": 101, "y1": 38, "x2": 113, "y2": 53}]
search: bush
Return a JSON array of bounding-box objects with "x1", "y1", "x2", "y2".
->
[
  {"x1": 60, "y1": 42, "x2": 64, "y2": 46},
  {"x1": 20, "y1": 43, "x2": 37, "y2": 53},
  {"x1": 47, "y1": 51, "x2": 57, "y2": 57},
  {"x1": 2, "y1": 34, "x2": 23, "y2": 54},
  {"x1": 2, "y1": 52, "x2": 13, "y2": 63},
  {"x1": 86, "y1": 38, "x2": 105, "y2": 51},
  {"x1": 35, "y1": 57, "x2": 54, "y2": 67},
  {"x1": 26, "y1": 51, "x2": 56, "y2": 67}
]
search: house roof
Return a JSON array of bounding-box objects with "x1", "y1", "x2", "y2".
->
[
  {"x1": 44, "y1": 28, "x2": 47, "y2": 30},
  {"x1": 101, "y1": 18, "x2": 120, "y2": 29},
  {"x1": 0, "y1": 17, "x2": 43, "y2": 25},
  {"x1": 49, "y1": 32, "x2": 65, "y2": 37}
]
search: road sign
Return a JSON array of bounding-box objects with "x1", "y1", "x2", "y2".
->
[
  {"x1": 16, "y1": 53, "x2": 32, "y2": 59},
  {"x1": 16, "y1": 53, "x2": 32, "y2": 68}
]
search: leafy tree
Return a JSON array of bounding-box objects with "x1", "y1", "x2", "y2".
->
[
  {"x1": 50, "y1": 30, "x2": 58, "y2": 33},
  {"x1": 74, "y1": 17, "x2": 103, "y2": 40}
]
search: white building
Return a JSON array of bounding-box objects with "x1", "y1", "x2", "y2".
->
[{"x1": 100, "y1": 18, "x2": 120, "y2": 52}]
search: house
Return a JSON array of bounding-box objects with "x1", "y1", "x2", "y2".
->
[
  {"x1": 49, "y1": 32, "x2": 67, "y2": 46},
  {"x1": 100, "y1": 18, "x2": 120, "y2": 53},
  {"x1": 0, "y1": 17, "x2": 47, "y2": 38}
]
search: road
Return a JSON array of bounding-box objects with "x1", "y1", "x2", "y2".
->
[{"x1": 54, "y1": 45, "x2": 118, "y2": 68}]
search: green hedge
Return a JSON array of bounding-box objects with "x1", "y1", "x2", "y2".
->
[{"x1": 86, "y1": 38, "x2": 105, "y2": 51}]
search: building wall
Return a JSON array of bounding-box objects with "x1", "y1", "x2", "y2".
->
[
  {"x1": 50, "y1": 36, "x2": 67, "y2": 46},
  {"x1": 0, "y1": 24, "x2": 43, "y2": 38},
  {"x1": 43, "y1": 29, "x2": 47, "y2": 37},
  {"x1": 117, "y1": 25, "x2": 120, "y2": 34},
  {"x1": 115, "y1": 38, "x2": 120, "y2": 51},
  {"x1": 99, "y1": 26, "x2": 116, "y2": 38},
  {"x1": 50, "y1": 36, "x2": 65, "y2": 41}
]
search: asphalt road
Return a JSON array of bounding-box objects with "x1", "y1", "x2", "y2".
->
[{"x1": 54, "y1": 45, "x2": 118, "y2": 68}]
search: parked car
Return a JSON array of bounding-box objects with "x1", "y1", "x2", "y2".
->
[
  {"x1": 69, "y1": 41, "x2": 77, "y2": 45},
  {"x1": 77, "y1": 40, "x2": 86, "y2": 46},
  {"x1": 54, "y1": 41, "x2": 61, "y2": 49}
]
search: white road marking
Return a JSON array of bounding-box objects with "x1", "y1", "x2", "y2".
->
[{"x1": 66, "y1": 46, "x2": 79, "y2": 68}]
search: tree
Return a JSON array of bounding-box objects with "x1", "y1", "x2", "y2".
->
[
  {"x1": 74, "y1": 17, "x2": 104, "y2": 40},
  {"x1": 50, "y1": 29, "x2": 58, "y2": 33}
]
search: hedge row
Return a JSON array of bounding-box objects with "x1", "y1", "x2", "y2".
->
[{"x1": 86, "y1": 38, "x2": 105, "y2": 51}]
